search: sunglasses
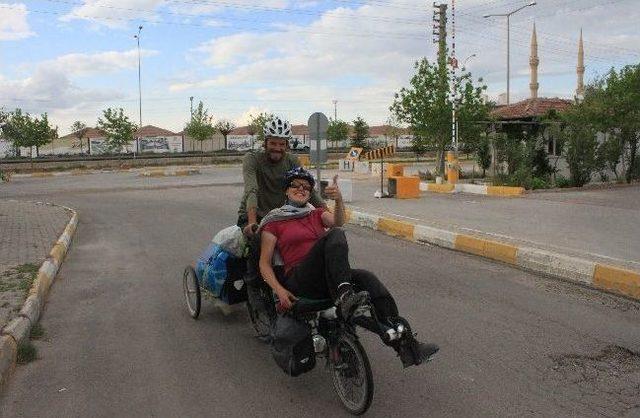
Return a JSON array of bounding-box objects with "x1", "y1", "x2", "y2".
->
[{"x1": 289, "y1": 182, "x2": 312, "y2": 192}]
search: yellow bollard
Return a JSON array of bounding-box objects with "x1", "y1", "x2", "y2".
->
[{"x1": 446, "y1": 151, "x2": 459, "y2": 184}]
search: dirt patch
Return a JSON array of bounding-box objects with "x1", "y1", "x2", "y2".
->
[
  {"x1": 0, "y1": 263, "x2": 39, "y2": 328},
  {"x1": 549, "y1": 345, "x2": 640, "y2": 416}
]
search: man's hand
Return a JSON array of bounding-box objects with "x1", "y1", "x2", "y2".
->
[
  {"x1": 323, "y1": 174, "x2": 342, "y2": 202},
  {"x1": 276, "y1": 288, "x2": 297, "y2": 311},
  {"x1": 242, "y1": 223, "x2": 258, "y2": 237}
]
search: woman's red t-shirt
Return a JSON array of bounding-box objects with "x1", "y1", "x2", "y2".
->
[{"x1": 262, "y1": 208, "x2": 326, "y2": 274}]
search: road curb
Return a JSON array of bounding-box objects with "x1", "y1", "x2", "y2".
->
[
  {"x1": 0, "y1": 202, "x2": 78, "y2": 388},
  {"x1": 338, "y1": 205, "x2": 640, "y2": 301},
  {"x1": 139, "y1": 168, "x2": 201, "y2": 177}
]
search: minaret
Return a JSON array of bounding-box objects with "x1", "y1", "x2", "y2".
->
[
  {"x1": 576, "y1": 29, "x2": 585, "y2": 99},
  {"x1": 529, "y1": 23, "x2": 539, "y2": 99}
]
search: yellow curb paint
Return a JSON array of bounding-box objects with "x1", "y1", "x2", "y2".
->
[
  {"x1": 37, "y1": 271, "x2": 54, "y2": 294},
  {"x1": 455, "y1": 234, "x2": 517, "y2": 264},
  {"x1": 344, "y1": 208, "x2": 352, "y2": 223},
  {"x1": 49, "y1": 242, "x2": 66, "y2": 261},
  {"x1": 145, "y1": 170, "x2": 165, "y2": 177},
  {"x1": 427, "y1": 183, "x2": 455, "y2": 193},
  {"x1": 486, "y1": 186, "x2": 524, "y2": 196},
  {"x1": 377, "y1": 218, "x2": 415, "y2": 240},
  {"x1": 593, "y1": 264, "x2": 640, "y2": 299},
  {"x1": 30, "y1": 172, "x2": 53, "y2": 178},
  {"x1": 0, "y1": 335, "x2": 18, "y2": 384}
]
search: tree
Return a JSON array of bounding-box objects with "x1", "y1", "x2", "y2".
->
[
  {"x1": 560, "y1": 104, "x2": 599, "y2": 187},
  {"x1": 476, "y1": 134, "x2": 492, "y2": 177},
  {"x1": 248, "y1": 112, "x2": 274, "y2": 144},
  {"x1": 596, "y1": 134, "x2": 624, "y2": 181},
  {"x1": 589, "y1": 65, "x2": 640, "y2": 183},
  {"x1": 2, "y1": 109, "x2": 31, "y2": 156},
  {"x1": 71, "y1": 121, "x2": 87, "y2": 154},
  {"x1": 215, "y1": 119, "x2": 236, "y2": 150},
  {"x1": 184, "y1": 101, "x2": 216, "y2": 159},
  {"x1": 351, "y1": 116, "x2": 369, "y2": 149},
  {"x1": 391, "y1": 58, "x2": 489, "y2": 175},
  {"x1": 97, "y1": 108, "x2": 137, "y2": 154},
  {"x1": 29, "y1": 113, "x2": 58, "y2": 157},
  {"x1": 327, "y1": 119, "x2": 349, "y2": 148}
]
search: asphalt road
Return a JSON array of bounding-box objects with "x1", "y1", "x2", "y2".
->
[{"x1": 1, "y1": 175, "x2": 640, "y2": 417}]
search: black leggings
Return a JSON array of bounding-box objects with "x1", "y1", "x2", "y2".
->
[{"x1": 283, "y1": 229, "x2": 399, "y2": 320}]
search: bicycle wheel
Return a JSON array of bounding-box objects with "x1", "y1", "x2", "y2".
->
[
  {"x1": 330, "y1": 333, "x2": 374, "y2": 415},
  {"x1": 183, "y1": 266, "x2": 201, "y2": 319},
  {"x1": 246, "y1": 284, "x2": 275, "y2": 341}
]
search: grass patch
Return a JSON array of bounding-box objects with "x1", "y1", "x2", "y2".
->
[
  {"x1": 15, "y1": 263, "x2": 39, "y2": 275},
  {"x1": 30, "y1": 323, "x2": 45, "y2": 340},
  {"x1": 17, "y1": 341, "x2": 38, "y2": 364}
]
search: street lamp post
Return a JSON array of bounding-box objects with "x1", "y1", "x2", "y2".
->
[
  {"x1": 134, "y1": 25, "x2": 143, "y2": 137},
  {"x1": 484, "y1": 2, "x2": 536, "y2": 105},
  {"x1": 332, "y1": 99, "x2": 337, "y2": 120},
  {"x1": 462, "y1": 53, "x2": 476, "y2": 69}
]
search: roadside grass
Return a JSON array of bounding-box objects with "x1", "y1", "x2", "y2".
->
[
  {"x1": 17, "y1": 341, "x2": 38, "y2": 364},
  {"x1": 30, "y1": 323, "x2": 45, "y2": 340},
  {"x1": 0, "y1": 263, "x2": 39, "y2": 293}
]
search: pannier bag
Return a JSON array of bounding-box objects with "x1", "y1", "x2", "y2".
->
[
  {"x1": 195, "y1": 242, "x2": 247, "y2": 305},
  {"x1": 270, "y1": 314, "x2": 316, "y2": 377}
]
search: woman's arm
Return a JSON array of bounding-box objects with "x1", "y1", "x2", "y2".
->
[{"x1": 259, "y1": 231, "x2": 297, "y2": 309}]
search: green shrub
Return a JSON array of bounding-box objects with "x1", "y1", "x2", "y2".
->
[
  {"x1": 530, "y1": 177, "x2": 550, "y2": 190},
  {"x1": 555, "y1": 175, "x2": 572, "y2": 188},
  {"x1": 17, "y1": 341, "x2": 37, "y2": 364}
]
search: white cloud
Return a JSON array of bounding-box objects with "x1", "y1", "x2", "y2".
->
[
  {"x1": 0, "y1": 3, "x2": 34, "y2": 40},
  {"x1": 61, "y1": 0, "x2": 166, "y2": 29},
  {"x1": 41, "y1": 49, "x2": 159, "y2": 77}
]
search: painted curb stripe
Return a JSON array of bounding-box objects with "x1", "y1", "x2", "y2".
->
[
  {"x1": 0, "y1": 335, "x2": 17, "y2": 386},
  {"x1": 593, "y1": 264, "x2": 640, "y2": 299},
  {"x1": 516, "y1": 247, "x2": 595, "y2": 285},
  {"x1": 377, "y1": 217, "x2": 415, "y2": 240},
  {"x1": 486, "y1": 186, "x2": 524, "y2": 196},
  {"x1": 413, "y1": 225, "x2": 456, "y2": 249},
  {"x1": 454, "y1": 234, "x2": 518, "y2": 265},
  {"x1": 426, "y1": 184, "x2": 455, "y2": 193}
]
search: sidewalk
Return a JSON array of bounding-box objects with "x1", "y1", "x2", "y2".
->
[
  {"x1": 0, "y1": 201, "x2": 71, "y2": 329},
  {"x1": 341, "y1": 176, "x2": 640, "y2": 270}
]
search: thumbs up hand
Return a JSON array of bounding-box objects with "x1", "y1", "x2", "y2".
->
[{"x1": 324, "y1": 174, "x2": 342, "y2": 202}]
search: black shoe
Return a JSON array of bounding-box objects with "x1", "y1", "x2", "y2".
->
[
  {"x1": 398, "y1": 339, "x2": 439, "y2": 368},
  {"x1": 336, "y1": 290, "x2": 370, "y2": 320}
]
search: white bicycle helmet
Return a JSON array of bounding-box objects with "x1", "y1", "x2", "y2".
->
[{"x1": 263, "y1": 116, "x2": 292, "y2": 139}]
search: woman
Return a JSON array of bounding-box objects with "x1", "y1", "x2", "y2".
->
[{"x1": 259, "y1": 167, "x2": 439, "y2": 368}]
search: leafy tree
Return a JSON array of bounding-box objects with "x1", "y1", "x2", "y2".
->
[
  {"x1": 596, "y1": 134, "x2": 624, "y2": 181},
  {"x1": 2, "y1": 109, "x2": 31, "y2": 156},
  {"x1": 476, "y1": 134, "x2": 492, "y2": 177},
  {"x1": 410, "y1": 133, "x2": 428, "y2": 162},
  {"x1": 327, "y1": 119, "x2": 349, "y2": 148},
  {"x1": 97, "y1": 108, "x2": 137, "y2": 154},
  {"x1": 588, "y1": 65, "x2": 640, "y2": 183},
  {"x1": 351, "y1": 116, "x2": 369, "y2": 149},
  {"x1": 391, "y1": 58, "x2": 489, "y2": 175},
  {"x1": 215, "y1": 119, "x2": 236, "y2": 150},
  {"x1": 248, "y1": 112, "x2": 274, "y2": 144},
  {"x1": 560, "y1": 104, "x2": 599, "y2": 187},
  {"x1": 184, "y1": 101, "x2": 216, "y2": 158},
  {"x1": 70, "y1": 121, "x2": 87, "y2": 154},
  {"x1": 29, "y1": 113, "x2": 58, "y2": 157}
]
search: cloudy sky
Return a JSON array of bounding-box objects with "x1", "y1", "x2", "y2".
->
[{"x1": 1, "y1": 0, "x2": 639, "y2": 134}]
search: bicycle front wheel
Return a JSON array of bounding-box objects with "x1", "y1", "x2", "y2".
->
[{"x1": 330, "y1": 333, "x2": 374, "y2": 415}]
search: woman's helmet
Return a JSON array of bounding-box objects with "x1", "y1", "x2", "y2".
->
[
  {"x1": 283, "y1": 166, "x2": 315, "y2": 190},
  {"x1": 263, "y1": 116, "x2": 292, "y2": 139}
]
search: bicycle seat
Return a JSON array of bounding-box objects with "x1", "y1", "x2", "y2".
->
[{"x1": 291, "y1": 298, "x2": 334, "y2": 315}]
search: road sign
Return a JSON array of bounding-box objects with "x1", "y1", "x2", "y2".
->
[
  {"x1": 363, "y1": 145, "x2": 396, "y2": 160},
  {"x1": 308, "y1": 112, "x2": 329, "y2": 165}
]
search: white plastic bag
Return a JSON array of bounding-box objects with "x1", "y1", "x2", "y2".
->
[{"x1": 212, "y1": 225, "x2": 245, "y2": 258}]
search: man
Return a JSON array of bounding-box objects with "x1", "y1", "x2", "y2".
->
[
  {"x1": 237, "y1": 116, "x2": 325, "y2": 236},
  {"x1": 259, "y1": 167, "x2": 439, "y2": 367}
]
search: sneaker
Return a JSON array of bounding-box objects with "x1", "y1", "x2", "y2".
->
[
  {"x1": 336, "y1": 290, "x2": 370, "y2": 320},
  {"x1": 398, "y1": 339, "x2": 439, "y2": 368}
]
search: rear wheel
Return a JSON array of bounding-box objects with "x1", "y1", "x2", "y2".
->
[
  {"x1": 330, "y1": 333, "x2": 374, "y2": 415},
  {"x1": 183, "y1": 266, "x2": 201, "y2": 319}
]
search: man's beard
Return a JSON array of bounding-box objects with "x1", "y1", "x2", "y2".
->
[{"x1": 267, "y1": 151, "x2": 283, "y2": 162}]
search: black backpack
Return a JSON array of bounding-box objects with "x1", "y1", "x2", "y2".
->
[{"x1": 271, "y1": 314, "x2": 316, "y2": 377}]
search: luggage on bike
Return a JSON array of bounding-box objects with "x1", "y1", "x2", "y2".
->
[{"x1": 270, "y1": 314, "x2": 316, "y2": 377}]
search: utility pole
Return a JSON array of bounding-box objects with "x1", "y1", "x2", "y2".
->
[
  {"x1": 190, "y1": 96, "x2": 194, "y2": 118},
  {"x1": 332, "y1": 99, "x2": 338, "y2": 120},
  {"x1": 134, "y1": 25, "x2": 143, "y2": 157},
  {"x1": 432, "y1": 2, "x2": 448, "y2": 177}
]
